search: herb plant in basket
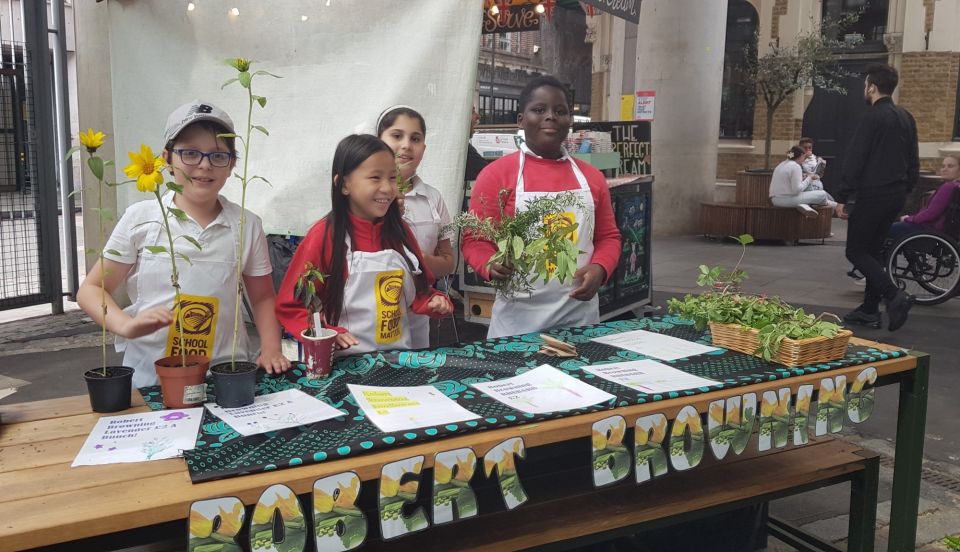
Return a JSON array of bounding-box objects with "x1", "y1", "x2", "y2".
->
[
  {"x1": 294, "y1": 261, "x2": 337, "y2": 378},
  {"x1": 68, "y1": 129, "x2": 135, "y2": 413},
  {"x1": 453, "y1": 190, "x2": 584, "y2": 297},
  {"x1": 667, "y1": 235, "x2": 852, "y2": 366}
]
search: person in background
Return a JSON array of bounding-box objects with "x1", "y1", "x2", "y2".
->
[
  {"x1": 461, "y1": 75, "x2": 621, "y2": 339},
  {"x1": 798, "y1": 137, "x2": 836, "y2": 203},
  {"x1": 835, "y1": 63, "x2": 919, "y2": 331},
  {"x1": 274, "y1": 134, "x2": 452, "y2": 355},
  {"x1": 888, "y1": 153, "x2": 960, "y2": 241},
  {"x1": 465, "y1": 107, "x2": 489, "y2": 181},
  {"x1": 768, "y1": 146, "x2": 835, "y2": 218}
]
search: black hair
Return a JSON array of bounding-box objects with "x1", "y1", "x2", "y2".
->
[
  {"x1": 865, "y1": 63, "x2": 899, "y2": 95},
  {"x1": 321, "y1": 134, "x2": 429, "y2": 325},
  {"x1": 376, "y1": 107, "x2": 426, "y2": 137},
  {"x1": 163, "y1": 120, "x2": 237, "y2": 163},
  {"x1": 518, "y1": 75, "x2": 572, "y2": 112},
  {"x1": 787, "y1": 146, "x2": 806, "y2": 160},
  {"x1": 799, "y1": 137, "x2": 814, "y2": 146}
]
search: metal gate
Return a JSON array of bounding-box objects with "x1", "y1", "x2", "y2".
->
[{"x1": 0, "y1": 3, "x2": 63, "y2": 311}]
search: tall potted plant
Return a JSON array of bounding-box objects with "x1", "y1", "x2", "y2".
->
[
  {"x1": 123, "y1": 144, "x2": 209, "y2": 409},
  {"x1": 295, "y1": 261, "x2": 338, "y2": 378},
  {"x1": 68, "y1": 129, "x2": 135, "y2": 412},
  {"x1": 208, "y1": 58, "x2": 281, "y2": 408}
]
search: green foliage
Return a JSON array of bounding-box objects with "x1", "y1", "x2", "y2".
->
[
  {"x1": 696, "y1": 234, "x2": 753, "y2": 290},
  {"x1": 667, "y1": 293, "x2": 842, "y2": 360},
  {"x1": 944, "y1": 535, "x2": 960, "y2": 550},
  {"x1": 294, "y1": 262, "x2": 326, "y2": 335},
  {"x1": 453, "y1": 191, "x2": 584, "y2": 297}
]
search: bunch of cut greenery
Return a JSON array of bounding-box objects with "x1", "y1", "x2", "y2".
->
[
  {"x1": 666, "y1": 234, "x2": 843, "y2": 360},
  {"x1": 453, "y1": 190, "x2": 583, "y2": 297}
]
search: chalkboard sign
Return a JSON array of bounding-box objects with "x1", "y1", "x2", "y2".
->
[{"x1": 573, "y1": 121, "x2": 652, "y2": 177}]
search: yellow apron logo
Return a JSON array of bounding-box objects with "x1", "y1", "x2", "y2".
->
[
  {"x1": 544, "y1": 211, "x2": 578, "y2": 274},
  {"x1": 375, "y1": 270, "x2": 404, "y2": 345},
  {"x1": 165, "y1": 294, "x2": 219, "y2": 358}
]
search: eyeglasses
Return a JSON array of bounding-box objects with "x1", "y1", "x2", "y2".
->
[{"x1": 172, "y1": 149, "x2": 234, "y2": 168}]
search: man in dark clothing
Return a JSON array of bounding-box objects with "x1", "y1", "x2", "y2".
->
[
  {"x1": 835, "y1": 63, "x2": 919, "y2": 331},
  {"x1": 465, "y1": 108, "x2": 489, "y2": 181}
]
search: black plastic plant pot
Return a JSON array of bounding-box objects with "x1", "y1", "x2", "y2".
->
[
  {"x1": 83, "y1": 366, "x2": 134, "y2": 413},
  {"x1": 209, "y1": 362, "x2": 259, "y2": 408}
]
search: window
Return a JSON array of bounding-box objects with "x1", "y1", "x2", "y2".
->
[
  {"x1": 822, "y1": 0, "x2": 889, "y2": 45},
  {"x1": 479, "y1": 95, "x2": 518, "y2": 125},
  {"x1": 719, "y1": 0, "x2": 758, "y2": 139}
]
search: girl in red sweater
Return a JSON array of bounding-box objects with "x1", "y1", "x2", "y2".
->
[
  {"x1": 462, "y1": 76, "x2": 622, "y2": 339},
  {"x1": 275, "y1": 134, "x2": 452, "y2": 354}
]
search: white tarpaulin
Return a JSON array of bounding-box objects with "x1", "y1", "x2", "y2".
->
[{"x1": 106, "y1": 0, "x2": 482, "y2": 235}]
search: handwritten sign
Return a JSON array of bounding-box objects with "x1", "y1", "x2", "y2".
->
[
  {"x1": 581, "y1": 0, "x2": 642, "y2": 23},
  {"x1": 483, "y1": 2, "x2": 541, "y2": 34},
  {"x1": 573, "y1": 120, "x2": 651, "y2": 176}
]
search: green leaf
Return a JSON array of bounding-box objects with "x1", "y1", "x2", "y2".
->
[
  {"x1": 103, "y1": 160, "x2": 114, "y2": 168},
  {"x1": 105, "y1": 249, "x2": 121, "y2": 256},
  {"x1": 168, "y1": 207, "x2": 188, "y2": 221},
  {"x1": 64, "y1": 145, "x2": 81, "y2": 161},
  {"x1": 176, "y1": 252, "x2": 193, "y2": 265},
  {"x1": 737, "y1": 234, "x2": 755, "y2": 245},
  {"x1": 166, "y1": 182, "x2": 184, "y2": 194},
  {"x1": 249, "y1": 175, "x2": 272, "y2": 187},
  {"x1": 145, "y1": 245, "x2": 167, "y2": 254},
  {"x1": 238, "y1": 71, "x2": 252, "y2": 88},
  {"x1": 221, "y1": 77, "x2": 239, "y2": 89},
  {"x1": 253, "y1": 95, "x2": 267, "y2": 108},
  {"x1": 253, "y1": 125, "x2": 269, "y2": 136},
  {"x1": 87, "y1": 156, "x2": 104, "y2": 180},
  {"x1": 84, "y1": 247, "x2": 98, "y2": 255},
  {"x1": 253, "y1": 70, "x2": 282, "y2": 79},
  {"x1": 512, "y1": 235, "x2": 524, "y2": 260},
  {"x1": 182, "y1": 235, "x2": 202, "y2": 250}
]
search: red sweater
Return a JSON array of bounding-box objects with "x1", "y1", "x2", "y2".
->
[
  {"x1": 275, "y1": 212, "x2": 450, "y2": 341},
  {"x1": 462, "y1": 151, "x2": 622, "y2": 281}
]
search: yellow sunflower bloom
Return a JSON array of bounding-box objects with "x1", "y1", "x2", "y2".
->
[
  {"x1": 315, "y1": 489, "x2": 334, "y2": 513},
  {"x1": 651, "y1": 416, "x2": 667, "y2": 443},
  {"x1": 380, "y1": 475, "x2": 400, "y2": 498},
  {"x1": 189, "y1": 508, "x2": 213, "y2": 537},
  {"x1": 334, "y1": 477, "x2": 360, "y2": 509},
  {"x1": 591, "y1": 428, "x2": 608, "y2": 450},
  {"x1": 609, "y1": 421, "x2": 626, "y2": 447},
  {"x1": 453, "y1": 455, "x2": 475, "y2": 482},
  {"x1": 276, "y1": 490, "x2": 303, "y2": 520},
  {"x1": 252, "y1": 498, "x2": 276, "y2": 525},
  {"x1": 217, "y1": 501, "x2": 244, "y2": 535},
  {"x1": 434, "y1": 460, "x2": 453, "y2": 485},
  {"x1": 78, "y1": 128, "x2": 105, "y2": 153},
  {"x1": 123, "y1": 144, "x2": 165, "y2": 193}
]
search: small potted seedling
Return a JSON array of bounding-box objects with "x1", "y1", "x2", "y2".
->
[
  {"x1": 68, "y1": 129, "x2": 135, "y2": 412},
  {"x1": 209, "y1": 58, "x2": 281, "y2": 408},
  {"x1": 295, "y1": 261, "x2": 338, "y2": 378},
  {"x1": 696, "y1": 234, "x2": 753, "y2": 294}
]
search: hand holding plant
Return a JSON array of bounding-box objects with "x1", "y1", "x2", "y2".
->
[{"x1": 455, "y1": 190, "x2": 584, "y2": 297}]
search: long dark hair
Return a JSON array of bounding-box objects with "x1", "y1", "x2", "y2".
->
[{"x1": 321, "y1": 134, "x2": 429, "y2": 325}]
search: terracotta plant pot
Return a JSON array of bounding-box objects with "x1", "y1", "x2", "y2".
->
[
  {"x1": 209, "y1": 361, "x2": 259, "y2": 408},
  {"x1": 83, "y1": 366, "x2": 134, "y2": 413},
  {"x1": 301, "y1": 328, "x2": 338, "y2": 379},
  {"x1": 154, "y1": 355, "x2": 210, "y2": 409}
]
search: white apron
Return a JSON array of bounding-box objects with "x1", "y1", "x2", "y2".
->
[
  {"x1": 337, "y1": 235, "x2": 420, "y2": 355},
  {"x1": 117, "y1": 203, "x2": 246, "y2": 388},
  {"x1": 402, "y1": 181, "x2": 441, "y2": 349},
  {"x1": 487, "y1": 146, "x2": 598, "y2": 339}
]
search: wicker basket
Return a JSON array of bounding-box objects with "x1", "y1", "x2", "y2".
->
[{"x1": 708, "y1": 321, "x2": 853, "y2": 367}]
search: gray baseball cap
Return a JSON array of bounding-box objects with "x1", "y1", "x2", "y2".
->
[{"x1": 163, "y1": 100, "x2": 235, "y2": 144}]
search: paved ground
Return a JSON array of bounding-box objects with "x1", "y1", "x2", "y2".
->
[{"x1": 1, "y1": 219, "x2": 958, "y2": 550}]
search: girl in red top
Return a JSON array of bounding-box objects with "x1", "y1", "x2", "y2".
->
[
  {"x1": 275, "y1": 134, "x2": 452, "y2": 354},
  {"x1": 462, "y1": 76, "x2": 622, "y2": 339}
]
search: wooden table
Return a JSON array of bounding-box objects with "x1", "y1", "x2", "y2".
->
[{"x1": 0, "y1": 338, "x2": 928, "y2": 552}]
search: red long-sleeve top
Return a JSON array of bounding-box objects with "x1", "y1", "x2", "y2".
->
[
  {"x1": 276, "y1": 212, "x2": 450, "y2": 342},
  {"x1": 462, "y1": 151, "x2": 622, "y2": 281}
]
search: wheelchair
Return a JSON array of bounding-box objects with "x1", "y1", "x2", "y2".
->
[{"x1": 884, "y1": 187, "x2": 960, "y2": 306}]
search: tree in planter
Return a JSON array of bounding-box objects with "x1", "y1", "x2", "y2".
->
[
  {"x1": 293, "y1": 261, "x2": 337, "y2": 378},
  {"x1": 294, "y1": 261, "x2": 326, "y2": 336},
  {"x1": 742, "y1": 12, "x2": 862, "y2": 170}
]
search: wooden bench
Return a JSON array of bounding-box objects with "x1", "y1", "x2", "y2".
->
[
  {"x1": 359, "y1": 437, "x2": 879, "y2": 552},
  {"x1": 700, "y1": 171, "x2": 833, "y2": 244}
]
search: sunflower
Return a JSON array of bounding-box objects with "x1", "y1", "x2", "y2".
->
[
  {"x1": 79, "y1": 128, "x2": 105, "y2": 153},
  {"x1": 123, "y1": 144, "x2": 165, "y2": 193}
]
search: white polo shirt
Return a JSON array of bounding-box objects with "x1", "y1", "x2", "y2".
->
[{"x1": 402, "y1": 175, "x2": 453, "y2": 256}]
